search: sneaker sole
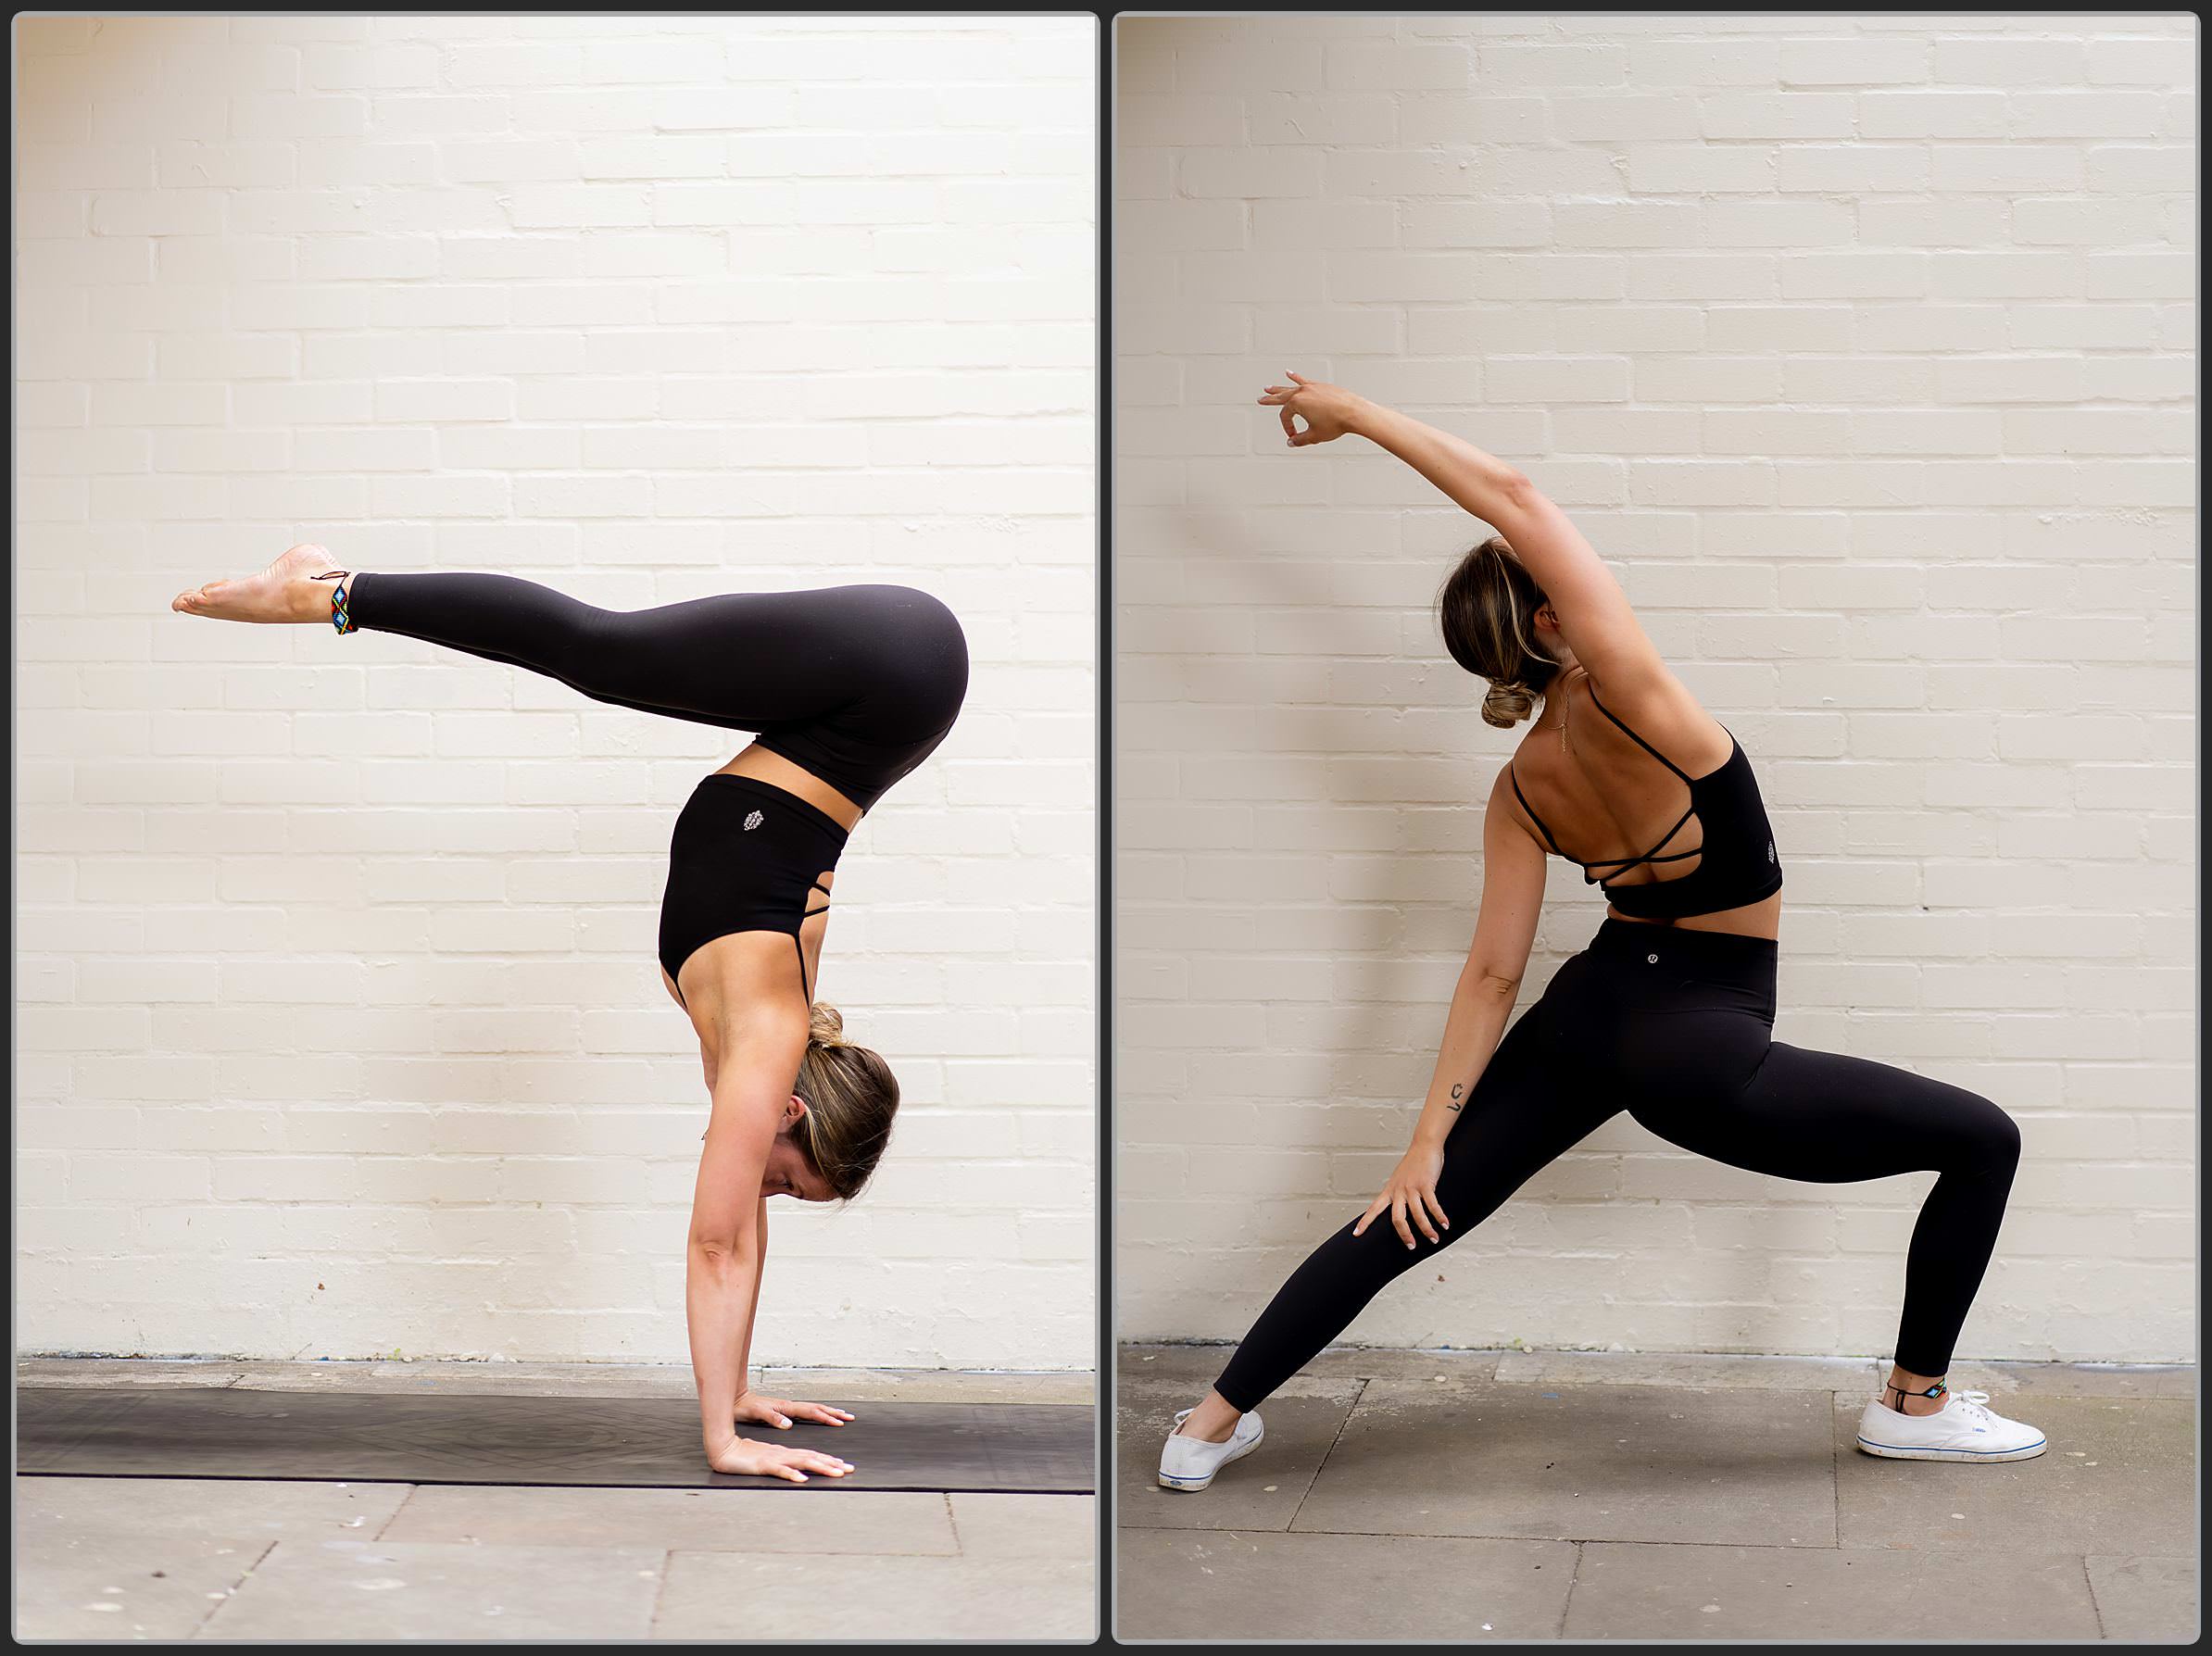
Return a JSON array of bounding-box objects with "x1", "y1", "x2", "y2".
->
[
  {"x1": 1157, "y1": 1422, "x2": 1264, "y2": 1491},
  {"x1": 1855, "y1": 1434, "x2": 2048, "y2": 1462}
]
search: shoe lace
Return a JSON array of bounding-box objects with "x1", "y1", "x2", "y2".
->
[{"x1": 1946, "y1": 1388, "x2": 1996, "y2": 1424}]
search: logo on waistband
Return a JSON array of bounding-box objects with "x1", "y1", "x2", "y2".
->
[
  {"x1": 744, "y1": 810, "x2": 763, "y2": 832},
  {"x1": 1766, "y1": 839, "x2": 1775, "y2": 862}
]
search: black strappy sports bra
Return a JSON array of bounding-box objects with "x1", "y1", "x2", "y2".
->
[
  {"x1": 1508, "y1": 680, "x2": 1783, "y2": 922},
  {"x1": 658, "y1": 773, "x2": 848, "y2": 1013}
]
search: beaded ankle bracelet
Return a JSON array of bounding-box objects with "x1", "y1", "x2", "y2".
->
[{"x1": 309, "y1": 569, "x2": 357, "y2": 634}]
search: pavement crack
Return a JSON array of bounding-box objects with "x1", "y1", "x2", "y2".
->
[
  {"x1": 1557, "y1": 1538, "x2": 1585, "y2": 1637},
  {"x1": 1285, "y1": 1376, "x2": 1366, "y2": 1535},
  {"x1": 1829, "y1": 1388, "x2": 1843, "y2": 1549},
  {"x1": 2080, "y1": 1553, "x2": 2105, "y2": 1638},
  {"x1": 373, "y1": 1484, "x2": 421, "y2": 1543},
  {"x1": 191, "y1": 1537, "x2": 277, "y2": 1636},
  {"x1": 645, "y1": 1547, "x2": 674, "y2": 1634}
]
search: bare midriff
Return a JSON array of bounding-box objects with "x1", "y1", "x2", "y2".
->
[
  {"x1": 1606, "y1": 888, "x2": 1781, "y2": 942},
  {"x1": 715, "y1": 742, "x2": 864, "y2": 833}
]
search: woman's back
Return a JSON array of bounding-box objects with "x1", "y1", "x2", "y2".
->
[{"x1": 1504, "y1": 667, "x2": 1783, "y2": 925}]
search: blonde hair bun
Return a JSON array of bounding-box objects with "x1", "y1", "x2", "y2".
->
[
  {"x1": 807, "y1": 1002, "x2": 848, "y2": 1048},
  {"x1": 1482, "y1": 679, "x2": 1538, "y2": 729}
]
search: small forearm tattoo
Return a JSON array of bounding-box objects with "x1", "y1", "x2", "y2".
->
[{"x1": 1446, "y1": 1082, "x2": 1465, "y2": 1114}]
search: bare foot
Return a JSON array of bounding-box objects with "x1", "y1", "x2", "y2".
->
[{"x1": 171, "y1": 543, "x2": 345, "y2": 623}]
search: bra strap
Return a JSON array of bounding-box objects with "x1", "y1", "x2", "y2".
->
[
  {"x1": 1584, "y1": 681, "x2": 1693, "y2": 784},
  {"x1": 796, "y1": 881, "x2": 833, "y2": 1010},
  {"x1": 1508, "y1": 764, "x2": 1570, "y2": 859},
  {"x1": 1582, "y1": 803, "x2": 1699, "y2": 872}
]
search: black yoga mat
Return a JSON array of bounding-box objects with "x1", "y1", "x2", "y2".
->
[{"x1": 19, "y1": 1386, "x2": 1093, "y2": 1495}]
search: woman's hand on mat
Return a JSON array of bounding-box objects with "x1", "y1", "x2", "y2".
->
[
  {"x1": 1258, "y1": 371, "x2": 1369, "y2": 447},
  {"x1": 735, "y1": 1392, "x2": 855, "y2": 1430},
  {"x1": 707, "y1": 1435, "x2": 855, "y2": 1483},
  {"x1": 1352, "y1": 1142, "x2": 1450, "y2": 1250}
]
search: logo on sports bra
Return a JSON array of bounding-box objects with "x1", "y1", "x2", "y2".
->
[{"x1": 744, "y1": 809, "x2": 763, "y2": 831}]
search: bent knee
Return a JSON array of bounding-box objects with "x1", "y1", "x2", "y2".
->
[{"x1": 1962, "y1": 1096, "x2": 2022, "y2": 1173}]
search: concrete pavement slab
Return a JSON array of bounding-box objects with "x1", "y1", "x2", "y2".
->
[
  {"x1": 1118, "y1": 1379, "x2": 1361, "y2": 1532},
  {"x1": 1943, "y1": 1360, "x2": 2196, "y2": 1400},
  {"x1": 18, "y1": 1474, "x2": 409, "y2": 1541},
  {"x1": 1293, "y1": 1381, "x2": 1838, "y2": 1546},
  {"x1": 1117, "y1": 1345, "x2": 1232, "y2": 1387},
  {"x1": 2085, "y1": 1554, "x2": 2199, "y2": 1641},
  {"x1": 18, "y1": 1359, "x2": 241, "y2": 1389},
  {"x1": 378, "y1": 1485, "x2": 959, "y2": 1554},
  {"x1": 1115, "y1": 1528, "x2": 1576, "y2": 1641},
  {"x1": 14, "y1": 1525, "x2": 271, "y2": 1642},
  {"x1": 1118, "y1": 1343, "x2": 1504, "y2": 1389},
  {"x1": 652, "y1": 1551, "x2": 1094, "y2": 1641},
  {"x1": 947, "y1": 1493, "x2": 1097, "y2": 1559},
  {"x1": 1297, "y1": 1347, "x2": 1507, "y2": 1386},
  {"x1": 197, "y1": 1538, "x2": 663, "y2": 1641},
  {"x1": 1564, "y1": 1541, "x2": 2103, "y2": 1639},
  {"x1": 1495, "y1": 1349, "x2": 1879, "y2": 1390},
  {"x1": 1833, "y1": 1393, "x2": 2194, "y2": 1558}
]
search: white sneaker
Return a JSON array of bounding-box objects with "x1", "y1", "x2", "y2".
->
[
  {"x1": 1855, "y1": 1387, "x2": 2047, "y2": 1462},
  {"x1": 1158, "y1": 1407, "x2": 1264, "y2": 1491}
]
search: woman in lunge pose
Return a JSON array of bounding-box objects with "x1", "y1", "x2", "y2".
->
[
  {"x1": 1158, "y1": 375, "x2": 2041, "y2": 1492},
  {"x1": 175, "y1": 547, "x2": 967, "y2": 1482}
]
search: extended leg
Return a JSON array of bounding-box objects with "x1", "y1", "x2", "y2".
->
[
  {"x1": 1207, "y1": 1008, "x2": 1620, "y2": 1414},
  {"x1": 342, "y1": 571, "x2": 860, "y2": 735},
  {"x1": 176, "y1": 546, "x2": 966, "y2": 813},
  {"x1": 173, "y1": 543, "x2": 864, "y2": 734}
]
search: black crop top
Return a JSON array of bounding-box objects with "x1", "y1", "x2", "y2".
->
[{"x1": 1508, "y1": 681, "x2": 1783, "y2": 922}]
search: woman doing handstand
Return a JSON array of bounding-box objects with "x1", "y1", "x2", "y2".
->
[{"x1": 176, "y1": 546, "x2": 967, "y2": 1482}]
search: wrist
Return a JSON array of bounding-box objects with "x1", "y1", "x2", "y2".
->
[
  {"x1": 1343, "y1": 394, "x2": 1385, "y2": 437},
  {"x1": 1411, "y1": 1122, "x2": 1450, "y2": 1151}
]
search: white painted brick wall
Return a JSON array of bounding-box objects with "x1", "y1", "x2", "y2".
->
[
  {"x1": 15, "y1": 14, "x2": 1097, "y2": 1370},
  {"x1": 1115, "y1": 13, "x2": 2193, "y2": 1363}
]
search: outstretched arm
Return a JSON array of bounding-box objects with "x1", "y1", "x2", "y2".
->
[
  {"x1": 1354, "y1": 770, "x2": 1550, "y2": 1249},
  {"x1": 685, "y1": 1008, "x2": 851, "y2": 1481},
  {"x1": 1261, "y1": 373, "x2": 1667, "y2": 694}
]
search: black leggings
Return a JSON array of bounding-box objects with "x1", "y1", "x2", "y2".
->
[
  {"x1": 1213, "y1": 917, "x2": 2022, "y2": 1412},
  {"x1": 344, "y1": 571, "x2": 968, "y2": 811},
  {"x1": 343, "y1": 571, "x2": 968, "y2": 1011}
]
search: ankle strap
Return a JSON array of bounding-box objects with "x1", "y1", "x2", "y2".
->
[
  {"x1": 1887, "y1": 1378, "x2": 1945, "y2": 1405},
  {"x1": 311, "y1": 569, "x2": 358, "y2": 634}
]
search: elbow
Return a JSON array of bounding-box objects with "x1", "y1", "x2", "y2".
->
[
  {"x1": 1469, "y1": 968, "x2": 1521, "y2": 1001},
  {"x1": 1495, "y1": 468, "x2": 1540, "y2": 511},
  {"x1": 687, "y1": 1231, "x2": 749, "y2": 1267}
]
